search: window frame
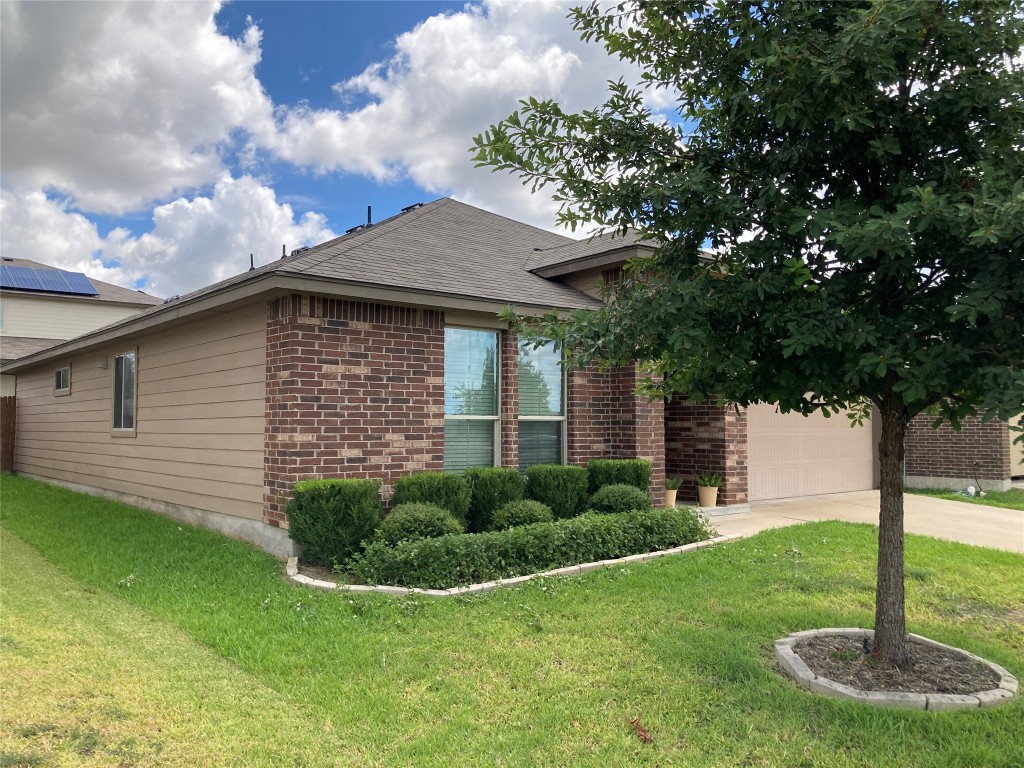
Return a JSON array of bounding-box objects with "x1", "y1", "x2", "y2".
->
[
  {"x1": 54, "y1": 365, "x2": 71, "y2": 396},
  {"x1": 443, "y1": 325, "x2": 501, "y2": 470},
  {"x1": 516, "y1": 339, "x2": 567, "y2": 470},
  {"x1": 111, "y1": 348, "x2": 138, "y2": 437}
]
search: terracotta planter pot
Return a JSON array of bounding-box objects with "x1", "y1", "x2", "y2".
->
[
  {"x1": 697, "y1": 485, "x2": 719, "y2": 508},
  {"x1": 664, "y1": 489, "x2": 678, "y2": 508}
]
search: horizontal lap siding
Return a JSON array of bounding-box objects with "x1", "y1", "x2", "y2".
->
[{"x1": 14, "y1": 305, "x2": 266, "y2": 520}]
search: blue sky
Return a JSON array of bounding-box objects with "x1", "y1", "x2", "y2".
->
[{"x1": 0, "y1": 1, "x2": 664, "y2": 297}]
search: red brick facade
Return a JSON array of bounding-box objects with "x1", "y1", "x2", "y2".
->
[
  {"x1": 664, "y1": 400, "x2": 748, "y2": 506},
  {"x1": 904, "y1": 414, "x2": 1010, "y2": 486},
  {"x1": 264, "y1": 295, "x2": 671, "y2": 526},
  {"x1": 263, "y1": 294, "x2": 445, "y2": 527},
  {"x1": 567, "y1": 365, "x2": 666, "y2": 506}
]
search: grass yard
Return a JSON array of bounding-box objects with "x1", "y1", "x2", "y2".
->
[
  {"x1": 2, "y1": 475, "x2": 1023, "y2": 767},
  {"x1": 905, "y1": 486, "x2": 1024, "y2": 511}
]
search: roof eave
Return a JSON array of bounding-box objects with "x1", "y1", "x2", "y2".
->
[
  {"x1": 530, "y1": 244, "x2": 657, "y2": 278},
  {"x1": 1, "y1": 271, "x2": 600, "y2": 373}
]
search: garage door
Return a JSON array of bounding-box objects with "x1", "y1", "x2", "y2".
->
[{"x1": 747, "y1": 404, "x2": 876, "y2": 501}]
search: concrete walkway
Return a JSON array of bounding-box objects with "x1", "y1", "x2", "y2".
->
[{"x1": 710, "y1": 490, "x2": 1024, "y2": 553}]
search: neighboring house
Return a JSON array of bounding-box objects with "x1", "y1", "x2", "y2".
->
[
  {"x1": 1, "y1": 258, "x2": 162, "y2": 395},
  {"x1": 1, "y1": 199, "x2": 1014, "y2": 557}
]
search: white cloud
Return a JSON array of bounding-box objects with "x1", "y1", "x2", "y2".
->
[
  {"x1": 1, "y1": 0, "x2": 668, "y2": 298},
  {"x1": 259, "y1": 0, "x2": 664, "y2": 230},
  {"x1": 103, "y1": 173, "x2": 335, "y2": 297},
  {"x1": 1, "y1": 176, "x2": 335, "y2": 298},
  {"x1": 0, "y1": 1, "x2": 273, "y2": 214}
]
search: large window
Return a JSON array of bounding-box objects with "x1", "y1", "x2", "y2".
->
[
  {"x1": 444, "y1": 328, "x2": 499, "y2": 471},
  {"x1": 518, "y1": 339, "x2": 565, "y2": 470},
  {"x1": 112, "y1": 350, "x2": 137, "y2": 431}
]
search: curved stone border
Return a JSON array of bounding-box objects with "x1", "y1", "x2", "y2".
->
[
  {"x1": 775, "y1": 628, "x2": 1018, "y2": 710},
  {"x1": 285, "y1": 533, "x2": 739, "y2": 596}
]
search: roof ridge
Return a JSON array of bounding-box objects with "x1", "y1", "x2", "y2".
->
[{"x1": 285, "y1": 198, "x2": 446, "y2": 274}]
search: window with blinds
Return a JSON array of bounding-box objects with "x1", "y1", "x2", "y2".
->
[
  {"x1": 518, "y1": 339, "x2": 565, "y2": 470},
  {"x1": 444, "y1": 328, "x2": 499, "y2": 471}
]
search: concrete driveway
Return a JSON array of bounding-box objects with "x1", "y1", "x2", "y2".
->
[{"x1": 710, "y1": 490, "x2": 1024, "y2": 553}]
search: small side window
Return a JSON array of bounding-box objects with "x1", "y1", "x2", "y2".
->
[
  {"x1": 112, "y1": 350, "x2": 137, "y2": 432},
  {"x1": 54, "y1": 366, "x2": 71, "y2": 396}
]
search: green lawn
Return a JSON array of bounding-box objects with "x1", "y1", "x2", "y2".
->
[
  {"x1": 906, "y1": 486, "x2": 1024, "y2": 511},
  {"x1": 2, "y1": 475, "x2": 1023, "y2": 767}
]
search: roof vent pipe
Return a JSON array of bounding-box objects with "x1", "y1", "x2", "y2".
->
[
  {"x1": 248, "y1": 253, "x2": 255, "y2": 272},
  {"x1": 367, "y1": 205, "x2": 372, "y2": 225},
  {"x1": 281, "y1": 244, "x2": 287, "y2": 260}
]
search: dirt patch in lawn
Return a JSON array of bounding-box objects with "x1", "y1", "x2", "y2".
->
[{"x1": 794, "y1": 635, "x2": 1001, "y2": 695}]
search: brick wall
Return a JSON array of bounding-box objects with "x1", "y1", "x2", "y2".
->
[
  {"x1": 566, "y1": 364, "x2": 666, "y2": 506},
  {"x1": 264, "y1": 294, "x2": 445, "y2": 527},
  {"x1": 665, "y1": 400, "x2": 748, "y2": 505},
  {"x1": 263, "y1": 296, "x2": 673, "y2": 526},
  {"x1": 904, "y1": 414, "x2": 1010, "y2": 485}
]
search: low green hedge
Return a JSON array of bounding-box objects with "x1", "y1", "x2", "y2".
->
[
  {"x1": 392, "y1": 472, "x2": 471, "y2": 526},
  {"x1": 589, "y1": 483, "x2": 651, "y2": 513},
  {"x1": 375, "y1": 503, "x2": 464, "y2": 547},
  {"x1": 349, "y1": 507, "x2": 713, "y2": 589},
  {"x1": 287, "y1": 478, "x2": 382, "y2": 566},
  {"x1": 525, "y1": 464, "x2": 588, "y2": 519},
  {"x1": 464, "y1": 467, "x2": 526, "y2": 532},
  {"x1": 490, "y1": 499, "x2": 554, "y2": 531},
  {"x1": 587, "y1": 459, "x2": 652, "y2": 493}
]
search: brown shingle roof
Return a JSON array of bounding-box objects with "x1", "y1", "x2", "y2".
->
[
  {"x1": 526, "y1": 229, "x2": 656, "y2": 272},
  {"x1": 0, "y1": 258, "x2": 163, "y2": 305},
  {"x1": 0, "y1": 336, "x2": 61, "y2": 362}
]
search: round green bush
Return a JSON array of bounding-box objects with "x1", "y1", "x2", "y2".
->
[
  {"x1": 588, "y1": 483, "x2": 651, "y2": 514},
  {"x1": 490, "y1": 499, "x2": 555, "y2": 531},
  {"x1": 376, "y1": 503, "x2": 464, "y2": 547}
]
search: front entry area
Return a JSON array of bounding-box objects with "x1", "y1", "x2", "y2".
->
[{"x1": 747, "y1": 404, "x2": 876, "y2": 502}]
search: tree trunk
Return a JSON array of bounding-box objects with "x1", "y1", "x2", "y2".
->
[{"x1": 874, "y1": 401, "x2": 912, "y2": 670}]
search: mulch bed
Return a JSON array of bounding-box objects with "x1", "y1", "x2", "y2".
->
[{"x1": 794, "y1": 635, "x2": 1000, "y2": 695}]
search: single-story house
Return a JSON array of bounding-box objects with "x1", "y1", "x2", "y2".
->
[{"x1": 2, "y1": 199, "x2": 1015, "y2": 557}]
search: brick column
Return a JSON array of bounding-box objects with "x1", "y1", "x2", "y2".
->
[
  {"x1": 566, "y1": 363, "x2": 666, "y2": 506},
  {"x1": 263, "y1": 294, "x2": 445, "y2": 527},
  {"x1": 499, "y1": 328, "x2": 519, "y2": 468},
  {"x1": 664, "y1": 399, "x2": 748, "y2": 506}
]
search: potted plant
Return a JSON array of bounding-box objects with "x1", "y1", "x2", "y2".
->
[
  {"x1": 664, "y1": 477, "x2": 682, "y2": 508},
  {"x1": 695, "y1": 472, "x2": 724, "y2": 508}
]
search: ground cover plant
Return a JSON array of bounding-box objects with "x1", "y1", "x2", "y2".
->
[
  {"x1": 2, "y1": 475, "x2": 1023, "y2": 767},
  {"x1": 905, "y1": 487, "x2": 1024, "y2": 512}
]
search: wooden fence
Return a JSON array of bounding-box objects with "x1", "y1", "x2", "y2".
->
[{"x1": 1, "y1": 396, "x2": 15, "y2": 472}]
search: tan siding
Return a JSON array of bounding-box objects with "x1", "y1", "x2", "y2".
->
[
  {"x1": 1, "y1": 293, "x2": 150, "y2": 340},
  {"x1": 14, "y1": 304, "x2": 267, "y2": 520}
]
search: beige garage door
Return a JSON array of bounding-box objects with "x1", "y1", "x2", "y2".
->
[{"x1": 747, "y1": 404, "x2": 876, "y2": 501}]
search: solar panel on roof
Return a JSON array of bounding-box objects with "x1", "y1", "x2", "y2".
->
[{"x1": 0, "y1": 265, "x2": 99, "y2": 295}]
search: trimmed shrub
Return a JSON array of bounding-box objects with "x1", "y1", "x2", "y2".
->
[
  {"x1": 490, "y1": 499, "x2": 554, "y2": 531},
  {"x1": 287, "y1": 478, "x2": 382, "y2": 566},
  {"x1": 587, "y1": 459, "x2": 652, "y2": 493},
  {"x1": 589, "y1": 483, "x2": 652, "y2": 514},
  {"x1": 525, "y1": 464, "x2": 588, "y2": 519},
  {"x1": 349, "y1": 507, "x2": 714, "y2": 589},
  {"x1": 392, "y1": 472, "x2": 471, "y2": 526},
  {"x1": 464, "y1": 467, "x2": 526, "y2": 532},
  {"x1": 376, "y1": 503, "x2": 463, "y2": 547}
]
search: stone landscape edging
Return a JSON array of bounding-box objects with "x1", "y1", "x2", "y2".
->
[
  {"x1": 775, "y1": 628, "x2": 1018, "y2": 711},
  {"x1": 285, "y1": 533, "x2": 740, "y2": 596}
]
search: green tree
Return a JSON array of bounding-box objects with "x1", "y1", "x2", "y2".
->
[{"x1": 473, "y1": 0, "x2": 1024, "y2": 669}]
